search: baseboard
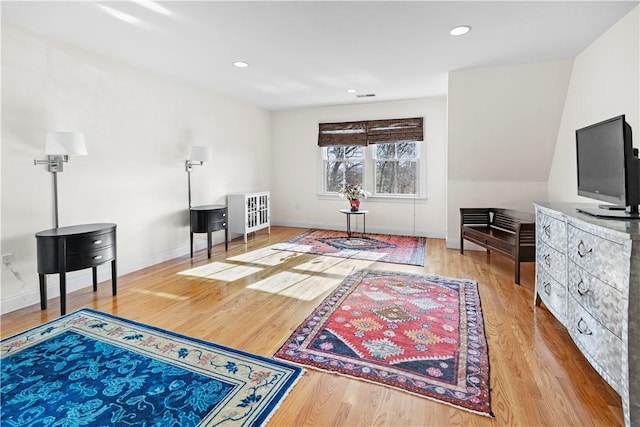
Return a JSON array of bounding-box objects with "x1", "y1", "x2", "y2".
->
[
  {"x1": 0, "y1": 240, "x2": 216, "y2": 315},
  {"x1": 271, "y1": 220, "x2": 445, "y2": 239},
  {"x1": 2, "y1": 225, "x2": 439, "y2": 314},
  {"x1": 447, "y1": 238, "x2": 487, "y2": 251}
]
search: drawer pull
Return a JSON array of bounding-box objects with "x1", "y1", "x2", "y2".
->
[
  {"x1": 577, "y1": 240, "x2": 593, "y2": 258},
  {"x1": 543, "y1": 281, "x2": 551, "y2": 295},
  {"x1": 543, "y1": 254, "x2": 551, "y2": 267},
  {"x1": 543, "y1": 224, "x2": 551, "y2": 238},
  {"x1": 93, "y1": 255, "x2": 103, "y2": 260},
  {"x1": 577, "y1": 318, "x2": 593, "y2": 335},
  {"x1": 93, "y1": 240, "x2": 102, "y2": 245},
  {"x1": 576, "y1": 279, "x2": 591, "y2": 296}
]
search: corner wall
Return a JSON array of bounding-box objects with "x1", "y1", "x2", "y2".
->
[
  {"x1": 270, "y1": 98, "x2": 447, "y2": 237},
  {"x1": 547, "y1": 6, "x2": 639, "y2": 202},
  {"x1": 1, "y1": 26, "x2": 272, "y2": 313},
  {"x1": 447, "y1": 60, "x2": 574, "y2": 247}
]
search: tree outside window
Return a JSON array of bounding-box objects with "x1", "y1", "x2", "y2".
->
[
  {"x1": 319, "y1": 117, "x2": 423, "y2": 199},
  {"x1": 322, "y1": 142, "x2": 418, "y2": 197},
  {"x1": 375, "y1": 141, "x2": 418, "y2": 195},
  {"x1": 324, "y1": 146, "x2": 363, "y2": 192}
]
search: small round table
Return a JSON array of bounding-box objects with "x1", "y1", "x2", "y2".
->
[{"x1": 339, "y1": 209, "x2": 368, "y2": 238}]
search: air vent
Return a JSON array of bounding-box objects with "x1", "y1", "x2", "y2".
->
[{"x1": 356, "y1": 93, "x2": 376, "y2": 98}]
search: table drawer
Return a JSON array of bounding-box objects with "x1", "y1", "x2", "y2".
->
[
  {"x1": 536, "y1": 209, "x2": 566, "y2": 252},
  {"x1": 190, "y1": 209, "x2": 227, "y2": 233},
  {"x1": 567, "y1": 296, "x2": 622, "y2": 390},
  {"x1": 567, "y1": 224, "x2": 626, "y2": 292},
  {"x1": 536, "y1": 241, "x2": 566, "y2": 284},
  {"x1": 66, "y1": 230, "x2": 115, "y2": 255},
  {"x1": 209, "y1": 209, "x2": 227, "y2": 221},
  {"x1": 567, "y1": 260, "x2": 623, "y2": 338},
  {"x1": 66, "y1": 246, "x2": 115, "y2": 272},
  {"x1": 536, "y1": 267, "x2": 567, "y2": 322},
  {"x1": 209, "y1": 220, "x2": 227, "y2": 231}
]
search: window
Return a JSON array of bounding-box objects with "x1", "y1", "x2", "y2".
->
[
  {"x1": 324, "y1": 146, "x2": 364, "y2": 193},
  {"x1": 375, "y1": 141, "x2": 418, "y2": 195},
  {"x1": 319, "y1": 117, "x2": 423, "y2": 198}
]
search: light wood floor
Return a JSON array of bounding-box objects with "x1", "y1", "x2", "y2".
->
[{"x1": 1, "y1": 226, "x2": 623, "y2": 426}]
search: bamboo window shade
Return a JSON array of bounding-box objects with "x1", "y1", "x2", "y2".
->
[{"x1": 318, "y1": 117, "x2": 423, "y2": 146}]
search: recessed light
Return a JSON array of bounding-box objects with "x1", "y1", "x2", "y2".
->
[
  {"x1": 233, "y1": 61, "x2": 249, "y2": 68},
  {"x1": 346, "y1": 89, "x2": 357, "y2": 93},
  {"x1": 450, "y1": 26, "x2": 471, "y2": 36},
  {"x1": 98, "y1": 4, "x2": 141, "y2": 24}
]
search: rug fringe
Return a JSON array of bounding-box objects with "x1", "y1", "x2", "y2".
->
[{"x1": 274, "y1": 359, "x2": 495, "y2": 419}]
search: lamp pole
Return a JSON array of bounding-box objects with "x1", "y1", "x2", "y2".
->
[{"x1": 52, "y1": 171, "x2": 59, "y2": 228}]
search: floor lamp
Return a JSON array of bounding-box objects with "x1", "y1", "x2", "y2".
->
[
  {"x1": 185, "y1": 145, "x2": 212, "y2": 208},
  {"x1": 34, "y1": 131, "x2": 88, "y2": 228}
]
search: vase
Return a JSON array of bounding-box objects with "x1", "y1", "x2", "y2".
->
[{"x1": 349, "y1": 199, "x2": 360, "y2": 211}]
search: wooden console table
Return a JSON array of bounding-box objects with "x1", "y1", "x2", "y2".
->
[
  {"x1": 36, "y1": 223, "x2": 117, "y2": 315},
  {"x1": 190, "y1": 205, "x2": 228, "y2": 258}
]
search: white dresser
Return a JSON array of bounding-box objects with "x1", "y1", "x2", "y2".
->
[
  {"x1": 228, "y1": 191, "x2": 270, "y2": 243},
  {"x1": 534, "y1": 202, "x2": 640, "y2": 427}
]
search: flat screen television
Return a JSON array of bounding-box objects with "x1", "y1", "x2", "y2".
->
[{"x1": 576, "y1": 114, "x2": 640, "y2": 219}]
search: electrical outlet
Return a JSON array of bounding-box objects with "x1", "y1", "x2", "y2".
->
[{"x1": 2, "y1": 253, "x2": 14, "y2": 269}]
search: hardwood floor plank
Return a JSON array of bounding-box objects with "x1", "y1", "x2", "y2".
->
[{"x1": 0, "y1": 226, "x2": 623, "y2": 426}]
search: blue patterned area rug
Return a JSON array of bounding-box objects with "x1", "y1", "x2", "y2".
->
[{"x1": 1, "y1": 309, "x2": 303, "y2": 426}]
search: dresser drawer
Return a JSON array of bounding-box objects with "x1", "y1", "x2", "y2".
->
[
  {"x1": 567, "y1": 224, "x2": 626, "y2": 292},
  {"x1": 567, "y1": 296, "x2": 622, "y2": 390},
  {"x1": 536, "y1": 241, "x2": 566, "y2": 284},
  {"x1": 536, "y1": 209, "x2": 566, "y2": 252},
  {"x1": 66, "y1": 246, "x2": 115, "y2": 272},
  {"x1": 66, "y1": 230, "x2": 115, "y2": 255},
  {"x1": 536, "y1": 267, "x2": 567, "y2": 322},
  {"x1": 567, "y1": 260, "x2": 623, "y2": 338}
]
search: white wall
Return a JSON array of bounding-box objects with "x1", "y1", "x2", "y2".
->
[
  {"x1": 447, "y1": 60, "x2": 574, "y2": 247},
  {"x1": 548, "y1": 6, "x2": 639, "y2": 202},
  {"x1": 271, "y1": 98, "x2": 447, "y2": 237},
  {"x1": 1, "y1": 26, "x2": 272, "y2": 313}
]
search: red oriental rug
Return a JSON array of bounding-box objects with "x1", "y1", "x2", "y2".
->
[
  {"x1": 273, "y1": 229, "x2": 426, "y2": 266},
  {"x1": 274, "y1": 269, "x2": 493, "y2": 417}
]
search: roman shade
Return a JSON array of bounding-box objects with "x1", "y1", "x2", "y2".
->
[
  {"x1": 318, "y1": 117, "x2": 423, "y2": 147},
  {"x1": 317, "y1": 121, "x2": 367, "y2": 146}
]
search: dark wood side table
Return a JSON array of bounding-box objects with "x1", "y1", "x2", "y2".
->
[
  {"x1": 36, "y1": 223, "x2": 117, "y2": 315},
  {"x1": 339, "y1": 209, "x2": 369, "y2": 238},
  {"x1": 190, "y1": 205, "x2": 228, "y2": 258}
]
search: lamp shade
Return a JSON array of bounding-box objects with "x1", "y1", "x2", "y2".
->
[
  {"x1": 45, "y1": 132, "x2": 88, "y2": 156},
  {"x1": 188, "y1": 145, "x2": 212, "y2": 162}
]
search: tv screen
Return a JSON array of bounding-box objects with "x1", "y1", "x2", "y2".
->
[
  {"x1": 575, "y1": 115, "x2": 639, "y2": 219},
  {"x1": 576, "y1": 116, "x2": 626, "y2": 205}
]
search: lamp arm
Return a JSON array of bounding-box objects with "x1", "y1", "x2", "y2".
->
[
  {"x1": 34, "y1": 155, "x2": 68, "y2": 172},
  {"x1": 185, "y1": 160, "x2": 204, "y2": 172}
]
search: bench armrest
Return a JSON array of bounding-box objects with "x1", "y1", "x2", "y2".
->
[
  {"x1": 516, "y1": 222, "x2": 536, "y2": 246},
  {"x1": 460, "y1": 208, "x2": 491, "y2": 226}
]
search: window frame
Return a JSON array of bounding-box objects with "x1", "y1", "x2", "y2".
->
[{"x1": 319, "y1": 141, "x2": 425, "y2": 200}]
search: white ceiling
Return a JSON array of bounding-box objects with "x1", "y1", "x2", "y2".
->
[{"x1": 2, "y1": 1, "x2": 638, "y2": 111}]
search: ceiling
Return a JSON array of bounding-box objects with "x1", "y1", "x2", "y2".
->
[{"x1": 2, "y1": 1, "x2": 638, "y2": 111}]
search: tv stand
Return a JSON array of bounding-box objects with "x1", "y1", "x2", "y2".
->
[
  {"x1": 578, "y1": 204, "x2": 640, "y2": 220},
  {"x1": 534, "y1": 202, "x2": 640, "y2": 427},
  {"x1": 598, "y1": 204, "x2": 626, "y2": 210}
]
